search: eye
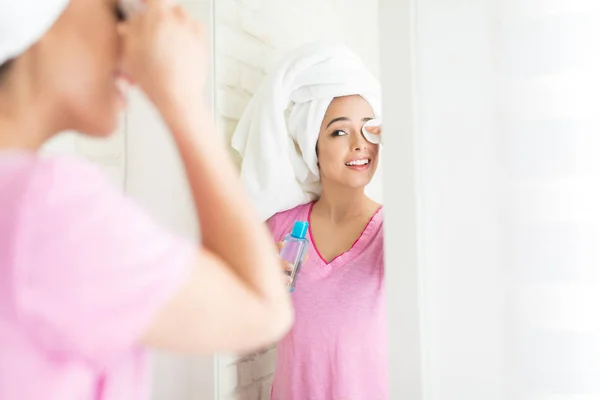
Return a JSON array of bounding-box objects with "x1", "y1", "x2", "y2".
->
[
  {"x1": 115, "y1": 4, "x2": 127, "y2": 21},
  {"x1": 331, "y1": 130, "x2": 348, "y2": 137}
]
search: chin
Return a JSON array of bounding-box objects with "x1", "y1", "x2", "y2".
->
[
  {"x1": 345, "y1": 179, "x2": 373, "y2": 189},
  {"x1": 79, "y1": 124, "x2": 119, "y2": 137},
  {"x1": 76, "y1": 113, "x2": 121, "y2": 137}
]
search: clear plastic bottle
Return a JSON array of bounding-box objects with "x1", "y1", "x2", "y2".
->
[{"x1": 280, "y1": 221, "x2": 309, "y2": 292}]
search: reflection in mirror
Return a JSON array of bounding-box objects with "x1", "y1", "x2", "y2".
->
[{"x1": 215, "y1": 1, "x2": 387, "y2": 399}]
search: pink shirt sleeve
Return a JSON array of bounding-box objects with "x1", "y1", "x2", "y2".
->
[
  {"x1": 266, "y1": 209, "x2": 298, "y2": 242},
  {"x1": 14, "y1": 157, "x2": 196, "y2": 367}
]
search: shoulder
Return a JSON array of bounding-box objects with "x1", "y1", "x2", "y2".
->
[
  {"x1": 0, "y1": 152, "x2": 114, "y2": 215},
  {"x1": 368, "y1": 205, "x2": 385, "y2": 250},
  {"x1": 371, "y1": 205, "x2": 384, "y2": 229},
  {"x1": 11, "y1": 152, "x2": 193, "y2": 278},
  {"x1": 11, "y1": 153, "x2": 139, "y2": 255},
  {"x1": 32, "y1": 154, "x2": 112, "y2": 190},
  {"x1": 0, "y1": 152, "x2": 113, "y2": 198},
  {"x1": 1, "y1": 151, "x2": 100, "y2": 178},
  {"x1": 266, "y1": 202, "x2": 312, "y2": 240},
  {"x1": 26, "y1": 154, "x2": 122, "y2": 210}
]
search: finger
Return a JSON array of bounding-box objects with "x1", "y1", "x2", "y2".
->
[
  {"x1": 143, "y1": 0, "x2": 171, "y2": 16},
  {"x1": 171, "y1": 4, "x2": 187, "y2": 20},
  {"x1": 365, "y1": 125, "x2": 382, "y2": 135},
  {"x1": 282, "y1": 260, "x2": 293, "y2": 272},
  {"x1": 116, "y1": 22, "x2": 128, "y2": 35},
  {"x1": 144, "y1": 0, "x2": 169, "y2": 7},
  {"x1": 283, "y1": 275, "x2": 293, "y2": 287}
]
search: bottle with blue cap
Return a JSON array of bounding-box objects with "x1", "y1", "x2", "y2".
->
[{"x1": 280, "y1": 220, "x2": 309, "y2": 292}]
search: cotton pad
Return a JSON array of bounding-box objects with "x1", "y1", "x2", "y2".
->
[
  {"x1": 362, "y1": 118, "x2": 382, "y2": 144},
  {"x1": 119, "y1": 0, "x2": 146, "y2": 18}
]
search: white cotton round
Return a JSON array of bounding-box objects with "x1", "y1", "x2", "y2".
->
[
  {"x1": 362, "y1": 118, "x2": 382, "y2": 145},
  {"x1": 119, "y1": 0, "x2": 147, "y2": 19}
]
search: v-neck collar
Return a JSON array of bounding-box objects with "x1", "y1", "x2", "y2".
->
[{"x1": 306, "y1": 202, "x2": 383, "y2": 269}]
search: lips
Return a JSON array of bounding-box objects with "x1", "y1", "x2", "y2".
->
[
  {"x1": 113, "y1": 71, "x2": 132, "y2": 105},
  {"x1": 345, "y1": 158, "x2": 371, "y2": 171},
  {"x1": 345, "y1": 158, "x2": 370, "y2": 166}
]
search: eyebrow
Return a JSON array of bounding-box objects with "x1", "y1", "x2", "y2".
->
[{"x1": 326, "y1": 117, "x2": 374, "y2": 129}]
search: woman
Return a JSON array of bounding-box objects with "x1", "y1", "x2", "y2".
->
[
  {"x1": 0, "y1": 0, "x2": 292, "y2": 399},
  {"x1": 268, "y1": 95, "x2": 386, "y2": 400},
  {"x1": 231, "y1": 44, "x2": 387, "y2": 400}
]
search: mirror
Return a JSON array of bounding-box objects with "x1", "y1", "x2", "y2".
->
[
  {"x1": 378, "y1": 1, "x2": 600, "y2": 399},
  {"x1": 214, "y1": 0, "x2": 387, "y2": 399}
]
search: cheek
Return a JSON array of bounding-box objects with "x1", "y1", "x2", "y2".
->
[
  {"x1": 43, "y1": 51, "x2": 88, "y2": 104},
  {"x1": 367, "y1": 143, "x2": 380, "y2": 158},
  {"x1": 49, "y1": 33, "x2": 115, "y2": 95},
  {"x1": 51, "y1": 62, "x2": 107, "y2": 109},
  {"x1": 72, "y1": 17, "x2": 119, "y2": 83},
  {"x1": 49, "y1": 44, "x2": 118, "y2": 119},
  {"x1": 370, "y1": 146, "x2": 380, "y2": 166},
  {"x1": 317, "y1": 145, "x2": 344, "y2": 170}
]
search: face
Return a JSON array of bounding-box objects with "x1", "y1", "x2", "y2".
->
[
  {"x1": 35, "y1": 0, "x2": 126, "y2": 135},
  {"x1": 316, "y1": 95, "x2": 380, "y2": 189}
]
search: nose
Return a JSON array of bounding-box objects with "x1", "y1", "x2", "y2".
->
[{"x1": 350, "y1": 131, "x2": 369, "y2": 151}]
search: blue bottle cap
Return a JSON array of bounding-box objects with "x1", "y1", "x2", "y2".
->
[{"x1": 291, "y1": 221, "x2": 309, "y2": 239}]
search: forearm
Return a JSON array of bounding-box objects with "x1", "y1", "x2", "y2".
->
[{"x1": 160, "y1": 100, "x2": 287, "y2": 305}]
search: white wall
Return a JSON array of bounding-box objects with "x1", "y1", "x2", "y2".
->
[
  {"x1": 384, "y1": 0, "x2": 600, "y2": 399},
  {"x1": 214, "y1": 0, "x2": 381, "y2": 399},
  {"x1": 378, "y1": 0, "x2": 423, "y2": 398},
  {"x1": 414, "y1": 2, "x2": 507, "y2": 397}
]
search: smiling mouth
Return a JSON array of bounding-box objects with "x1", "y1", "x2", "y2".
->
[{"x1": 345, "y1": 158, "x2": 371, "y2": 167}]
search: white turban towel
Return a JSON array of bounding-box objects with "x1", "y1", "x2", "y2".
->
[
  {"x1": 0, "y1": 0, "x2": 70, "y2": 65},
  {"x1": 230, "y1": 42, "x2": 382, "y2": 222},
  {"x1": 0, "y1": 0, "x2": 155, "y2": 66}
]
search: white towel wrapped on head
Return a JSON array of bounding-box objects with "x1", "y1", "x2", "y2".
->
[
  {"x1": 0, "y1": 0, "x2": 153, "y2": 66},
  {"x1": 230, "y1": 42, "x2": 382, "y2": 222},
  {"x1": 0, "y1": 0, "x2": 70, "y2": 65}
]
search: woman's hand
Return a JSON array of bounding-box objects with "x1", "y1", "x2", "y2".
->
[
  {"x1": 277, "y1": 242, "x2": 294, "y2": 287},
  {"x1": 118, "y1": 0, "x2": 209, "y2": 113},
  {"x1": 276, "y1": 241, "x2": 310, "y2": 288}
]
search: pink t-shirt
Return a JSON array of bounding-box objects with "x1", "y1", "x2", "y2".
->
[
  {"x1": 0, "y1": 152, "x2": 195, "y2": 400},
  {"x1": 268, "y1": 202, "x2": 388, "y2": 400}
]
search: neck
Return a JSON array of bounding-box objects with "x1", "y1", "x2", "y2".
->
[
  {"x1": 314, "y1": 181, "x2": 375, "y2": 223},
  {"x1": 0, "y1": 68, "x2": 62, "y2": 150},
  {"x1": 0, "y1": 115, "x2": 53, "y2": 151}
]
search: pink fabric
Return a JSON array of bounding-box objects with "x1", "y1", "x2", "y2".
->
[
  {"x1": 268, "y1": 202, "x2": 388, "y2": 400},
  {"x1": 0, "y1": 151, "x2": 195, "y2": 400}
]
